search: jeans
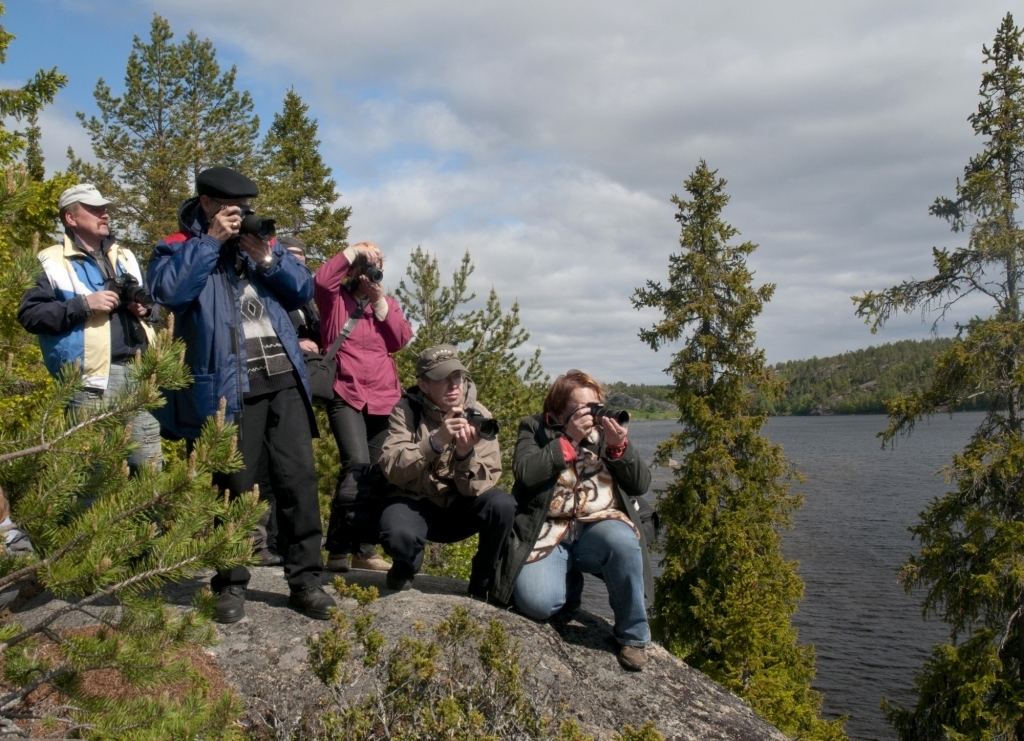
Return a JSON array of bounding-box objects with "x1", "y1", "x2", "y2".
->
[
  {"x1": 69, "y1": 362, "x2": 162, "y2": 474},
  {"x1": 210, "y1": 387, "x2": 323, "y2": 592},
  {"x1": 379, "y1": 489, "x2": 515, "y2": 591},
  {"x1": 325, "y1": 397, "x2": 390, "y2": 558},
  {"x1": 513, "y1": 518, "x2": 650, "y2": 647}
]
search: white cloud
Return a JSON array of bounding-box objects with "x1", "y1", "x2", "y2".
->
[{"x1": 47, "y1": 0, "x2": 1014, "y2": 381}]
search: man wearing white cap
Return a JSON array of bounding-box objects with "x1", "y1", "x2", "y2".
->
[{"x1": 18, "y1": 183, "x2": 162, "y2": 473}]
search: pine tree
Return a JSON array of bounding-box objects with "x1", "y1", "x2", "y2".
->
[
  {"x1": 0, "y1": 3, "x2": 64, "y2": 170},
  {"x1": 257, "y1": 88, "x2": 351, "y2": 268},
  {"x1": 0, "y1": 3, "x2": 71, "y2": 432},
  {"x1": 393, "y1": 247, "x2": 547, "y2": 577},
  {"x1": 854, "y1": 14, "x2": 1024, "y2": 740},
  {"x1": 70, "y1": 14, "x2": 259, "y2": 256},
  {"x1": 23, "y1": 112, "x2": 43, "y2": 182},
  {"x1": 633, "y1": 161, "x2": 846, "y2": 741}
]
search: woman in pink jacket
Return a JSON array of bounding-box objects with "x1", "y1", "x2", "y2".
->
[{"x1": 315, "y1": 242, "x2": 413, "y2": 571}]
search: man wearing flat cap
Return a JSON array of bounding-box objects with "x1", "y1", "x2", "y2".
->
[
  {"x1": 18, "y1": 183, "x2": 162, "y2": 473},
  {"x1": 147, "y1": 166, "x2": 334, "y2": 623},
  {"x1": 378, "y1": 344, "x2": 514, "y2": 597}
]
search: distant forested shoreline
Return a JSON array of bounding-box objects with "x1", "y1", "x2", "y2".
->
[{"x1": 607, "y1": 338, "x2": 993, "y2": 416}]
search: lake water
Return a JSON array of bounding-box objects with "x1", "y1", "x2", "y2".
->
[{"x1": 579, "y1": 413, "x2": 981, "y2": 741}]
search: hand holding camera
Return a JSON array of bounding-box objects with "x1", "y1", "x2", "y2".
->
[
  {"x1": 85, "y1": 290, "x2": 119, "y2": 315},
  {"x1": 209, "y1": 204, "x2": 242, "y2": 243},
  {"x1": 564, "y1": 402, "x2": 629, "y2": 445},
  {"x1": 564, "y1": 404, "x2": 595, "y2": 444},
  {"x1": 239, "y1": 233, "x2": 273, "y2": 265}
]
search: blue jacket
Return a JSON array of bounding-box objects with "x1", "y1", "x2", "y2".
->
[{"x1": 147, "y1": 197, "x2": 317, "y2": 440}]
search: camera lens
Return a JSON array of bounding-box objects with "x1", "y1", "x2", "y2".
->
[{"x1": 240, "y1": 213, "x2": 276, "y2": 240}]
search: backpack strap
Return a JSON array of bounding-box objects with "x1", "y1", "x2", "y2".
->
[{"x1": 323, "y1": 297, "x2": 368, "y2": 359}]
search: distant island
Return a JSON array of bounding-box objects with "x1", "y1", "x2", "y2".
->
[{"x1": 608, "y1": 338, "x2": 991, "y2": 417}]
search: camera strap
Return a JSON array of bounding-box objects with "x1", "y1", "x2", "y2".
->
[{"x1": 323, "y1": 296, "x2": 368, "y2": 360}]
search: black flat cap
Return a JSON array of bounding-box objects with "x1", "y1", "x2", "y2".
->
[{"x1": 196, "y1": 166, "x2": 259, "y2": 199}]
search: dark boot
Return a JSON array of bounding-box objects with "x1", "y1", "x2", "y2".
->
[
  {"x1": 288, "y1": 585, "x2": 336, "y2": 620},
  {"x1": 215, "y1": 585, "x2": 246, "y2": 624},
  {"x1": 386, "y1": 561, "x2": 415, "y2": 591}
]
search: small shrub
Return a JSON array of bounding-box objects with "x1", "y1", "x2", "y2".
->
[{"x1": 303, "y1": 600, "x2": 664, "y2": 741}]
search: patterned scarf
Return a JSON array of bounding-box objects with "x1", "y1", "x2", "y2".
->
[{"x1": 527, "y1": 446, "x2": 640, "y2": 564}]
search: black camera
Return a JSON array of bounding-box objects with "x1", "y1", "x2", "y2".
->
[
  {"x1": 587, "y1": 402, "x2": 630, "y2": 425},
  {"x1": 351, "y1": 253, "x2": 383, "y2": 284},
  {"x1": 459, "y1": 408, "x2": 499, "y2": 441},
  {"x1": 239, "y1": 207, "x2": 276, "y2": 240},
  {"x1": 104, "y1": 274, "x2": 153, "y2": 309}
]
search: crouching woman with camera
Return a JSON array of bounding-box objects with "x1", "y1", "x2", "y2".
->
[
  {"x1": 490, "y1": 370, "x2": 654, "y2": 671},
  {"x1": 314, "y1": 242, "x2": 413, "y2": 572}
]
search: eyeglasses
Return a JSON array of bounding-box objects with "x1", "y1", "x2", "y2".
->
[{"x1": 440, "y1": 372, "x2": 465, "y2": 387}]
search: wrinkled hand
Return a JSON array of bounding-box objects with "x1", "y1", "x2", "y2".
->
[
  {"x1": 360, "y1": 275, "x2": 384, "y2": 303},
  {"x1": 353, "y1": 241, "x2": 381, "y2": 264},
  {"x1": 209, "y1": 205, "x2": 241, "y2": 243},
  {"x1": 299, "y1": 339, "x2": 319, "y2": 353},
  {"x1": 239, "y1": 234, "x2": 273, "y2": 265},
  {"x1": 126, "y1": 301, "x2": 149, "y2": 318},
  {"x1": 85, "y1": 290, "x2": 119, "y2": 314},
  {"x1": 563, "y1": 404, "x2": 594, "y2": 444},
  {"x1": 599, "y1": 416, "x2": 628, "y2": 447}
]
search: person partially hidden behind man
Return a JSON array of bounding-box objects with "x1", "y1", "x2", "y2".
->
[
  {"x1": 18, "y1": 183, "x2": 161, "y2": 474},
  {"x1": 378, "y1": 345, "x2": 515, "y2": 597},
  {"x1": 146, "y1": 166, "x2": 333, "y2": 623}
]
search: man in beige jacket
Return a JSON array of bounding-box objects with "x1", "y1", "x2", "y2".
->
[{"x1": 378, "y1": 345, "x2": 515, "y2": 596}]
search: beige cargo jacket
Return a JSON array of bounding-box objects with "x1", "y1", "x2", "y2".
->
[{"x1": 379, "y1": 380, "x2": 502, "y2": 508}]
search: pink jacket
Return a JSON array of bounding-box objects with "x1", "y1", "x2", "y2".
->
[{"x1": 314, "y1": 250, "x2": 413, "y2": 415}]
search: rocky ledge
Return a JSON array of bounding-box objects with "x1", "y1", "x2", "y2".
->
[{"x1": 13, "y1": 566, "x2": 787, "y2": 741}]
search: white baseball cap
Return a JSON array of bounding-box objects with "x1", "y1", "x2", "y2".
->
[{"x1": 57, "y1": 184, "x2": 112, "y2": 211}]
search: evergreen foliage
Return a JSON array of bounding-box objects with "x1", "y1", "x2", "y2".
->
[
  {"x1": 257, "y1": 88, "x2": 351, "y2": 268},
  {"x1": 854, "y1": 15, "x2": 1024, "y2": 740},
  {"x1": 305, "y1": 581, "x2": 665, "y2": 741},
  {"x1": 69, "y1": 14, "x2": 259, "y2": 256},
  {"x1": 633, "y1": 161, "x2": 846, "y2": 741},
  {"x1": 393, "y1": 248, "x2": 547, "y2": 579},
  {"x1": 23, "y1": 112, "x2": 44, "y2": 183},
  {"x1": 0, "y1": 336, "x2": 259, "y2": 738},
  {"x1": 765, "y1": 338, "x2": 991, "y2": 415},
  {"x1": 0, "y1": 6, "x2": 73, "y2": 438},
  {"x1": 0, "y1": 4, "x2": 65, "y2": 172}
]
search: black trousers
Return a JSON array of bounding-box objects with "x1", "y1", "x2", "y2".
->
[
  {"x1": 325, "y1": 397, "x2": 390, "y2": 557},
  {"x1": 379, "y1": 489, "x2": 515, "y2": 590},
  {"x1": 252, "y1": 447, "x2": 279, "y2": 553},
  {"x1": 211, "y1": 387, "x2": 323, "y2": 592}
]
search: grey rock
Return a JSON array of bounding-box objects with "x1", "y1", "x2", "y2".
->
[{"x1": 11, "y1": 567, "x2": 787, "y2": 741}]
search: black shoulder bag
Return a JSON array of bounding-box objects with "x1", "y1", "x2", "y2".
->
[{"x1": 305, "y1": 297, "x2": 367, "y2": 401}]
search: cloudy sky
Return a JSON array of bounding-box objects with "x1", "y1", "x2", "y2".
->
[{"x1": 4, "y1": 1, "x2": 1013, "y2": 383}]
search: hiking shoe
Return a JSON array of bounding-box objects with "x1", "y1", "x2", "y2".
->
[
  {"x1": 215, "y1": 585, "x2": 246, "y2": 624},
  {"x1": 288, "y1": 586, "x2": 336, "y2": 620},
  {"x1": 386, "y1": 567, "x2": 414, "y2": 591},
  {"x1": 351, "y1": 553, "x2": 391, "y2": 571},
  {"x1": 326, "y1": 553, "x2": 350, "y2": 572},
  {"x1": 255, "y1": 548, "x2": 283, "y2": 567},
  {"x1": 617, "y1": 645, "x2": 649, "y2": 672}
]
